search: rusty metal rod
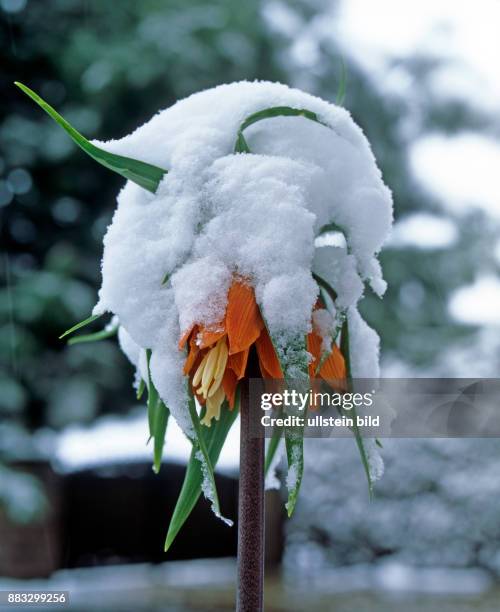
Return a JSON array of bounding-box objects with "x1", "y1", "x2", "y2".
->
[{"x1": 237, "y1": 355, "x2": 264, "y2": 612}]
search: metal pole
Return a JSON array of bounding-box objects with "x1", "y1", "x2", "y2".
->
[{"x1": 237, "y1": 356, "x2": 264, "y2": 612}]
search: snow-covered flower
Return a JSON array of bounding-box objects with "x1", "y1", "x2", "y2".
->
[{"x1": 18, "y1": 79, "x2": 393, "y2": 543}]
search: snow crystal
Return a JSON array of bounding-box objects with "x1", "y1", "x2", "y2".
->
[
  {"x1": 93, "y1": 80, "x2": 392, "y2": 435},
  {"x1": 347, "y1": 307, "x2": 381, "y2": 379},
  {"x1": 260, "y1": 271, "x2": 317, "y2": 335},
  {"x1": 365, "y1": 438, "x2": 385, "y2": 482},
  {"x1": 312, "y1": 308, "x2": 335, "y2": 353},
  {"x1": 313, "y1": 246, "x2": 364, "y2": 310},
  {"x1": 286, "y1": 463, "x2": 299, "y2": 496},
  {"x1": 195, "y1": 449, "x2": 233, "y2": 526},
  {"x1": 171, "y1": 256, "x2": 231, "y2": 335}
]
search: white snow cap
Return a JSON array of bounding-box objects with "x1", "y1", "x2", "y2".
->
[{"x1": 93, "y1": 80, "x2": 393, "y2": 431}]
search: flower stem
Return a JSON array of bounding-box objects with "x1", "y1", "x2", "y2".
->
[{"x1": 237, "y1": 351, "x2": 264, "y2": 612}]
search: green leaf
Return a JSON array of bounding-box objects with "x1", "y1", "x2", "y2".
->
[
  {"x1": 186, "y1": 391, "x2": 223, "y2": 518},
  {"x1": 285, "y1": 430, "x2": 304, "y2": 517},
  {"x1": 15, "y1": 82, "x2": 167, "y2": 194},
  {"x1": 240, "y1": 105, "x2": 329, "y2": 132},
  {"x1": 341, "y1": 318, "x2": 373, "y2": 498},
  {"x1": 234, "y1": 105, "x2": 332, "y2": 154},
  {"x1": 312, "y1": 272, "x2": 338, "y2": 303},
  {"x1": 264, "y1": 422, "x2": 283, "y2": 476},
  {"x1": 145, "y1": 350, "x2": 170, "y2": 472},
  {"x1": 136, "y1": 378, "x2": 146, "y2": 400},
  {"x1": 317, "y1": 221, "x2": 346, "y2": 237},
  {"x1": 264, "y1": 331, "x2": 308, "y2": 516},
  {"x1": 164, "y1": 398, "x2": 239, "y2": 552},
  {"x1": 234, "y1": 131, "x2": 250, "y2": 153},
  {"x1": 59, "y1": 313, "x2": 103, "y2": 340},
  {"x1": 336, "y1": 58, "x2": 348, "y2": 106},
  {"x1": 153, "y1": 400, "x2": 170, "y2": 474},
  {"x1": 67, "y1": 324, "x2": 118, "y2": 345},
  {"x1": 146, "y1": 349, "x2": 160, "y2": 439}
]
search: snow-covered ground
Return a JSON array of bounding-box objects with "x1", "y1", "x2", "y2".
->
[
  {"x1": 51, "y1": 407, "x2": 239, "y2": 474},
  {"x1": 285, "y1": 437, "x2": 500, "y2": 584}
]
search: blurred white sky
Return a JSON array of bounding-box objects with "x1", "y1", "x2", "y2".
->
[
  {"x1": 337, "y1": 0, "x2": 500, "y2": 100},
  {"x1": 336, "y1": 0, "x2": 500, "y2": 218},
  {"x1": 335, "y1": 0, "x2": 500, "y2": 325}
]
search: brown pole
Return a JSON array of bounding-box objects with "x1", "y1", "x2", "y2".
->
[{"x1": 237, "y1": 354, "x2": 264, "y2": 611}]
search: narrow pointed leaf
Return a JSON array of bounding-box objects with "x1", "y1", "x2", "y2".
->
[
  {"x1": 15, "y1": 82, "x2": 167, "y2": 193},
  {"x1": 186, "y1": 392, "x2": 223, "y2": 519},
  {"x1": 67, "y1": 324, "x2": 118, "y2": 345},
  {"x1": 240, "y1": 106, "x2": 329, "y2": 133},
  {"x1": 136, "y1": 378, "x2": 146, "y2": 400},
  {"x1": 317, "y1": 221, "x2": 346, "y2": 237},
  {"x1": 285, "y1": 432, "x2": 304, "y2": 517},
  {"x1": 59, "y1": 313, "x2": 103, "y2": 340},
  {"x1": 164, "y1": 398, "x2": 239, "y2": 551},
  {"x1": 312, "y1": 272, "x2": 338, "y2": 303},
  {"x1": 264, "y1": 328, "x2": 309, "y2": 515},
  {"x1": 234, "y1": 131, "x2": 250, "y2": 153},
  {"x1": 235, "y1": 105, "x2": 333, "y2": 154},
  {"x1": 146, "y1": 349, "x2": 160, "y2": 439},
  {"x1": 341, "y1": 318, "x2": 373, "y2": 497},
  {"x1": 153, "y1": 401, "x2": 170, "y2": 474}
]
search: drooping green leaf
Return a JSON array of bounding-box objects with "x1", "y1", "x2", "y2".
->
[
  {"x1": 59, "y1": 313, "x2": 103, "y2": 340},
  {"x1": 234, "y1": 131, "x2": 250, "y2": 153},
  {"x1": 336, "y1": 58, "x2": 348, "y2": 106},
  {"x1": 67, "y1": 324, "x2": 118, "y2": 345},
  {"x1": 145, "y1": 350, "x2": 170, "y2": 472},
  {"x1": 186, "y1": 391, "x2": 223, "y2": 519},
  {"x1": 15, "y1": 82, "x2": 167, "y2": 194},
  {"x1": 312, "y1": 272, "x2": 338, "y2": 303},
  {"x1": 312, "y1": 273, "x2": 344, "y2": 375},
  {"x1": 153, "y1": 400, "x2": 170, "y2": 474},
  {"x1": 164, "y1": 397, "x2": 239, "y2": 552},
  {"x1": 136, "y1": 378, "x2": 146, "y2": 400},
  {"x1": 341, "y1": 318, "x2": 373, "y2": 498},
  {"x1": 264, "y1": 330, "x2": 308, "y2": 516},
  {"x1": 240, "y1": 105, "x2": 329, "y2": 133},
  {"x1": 146, "y1": 349, "x2": 160, "y2": 439},
  {"x1": 317, "y1": 221, "x2": 346, "y2": 237},
  {"x1": 285, "y1": 431, "x2": 304, "y2": 517},
  {"x1": 234, "y1": 105, "x2": 332, "y2": 154}
]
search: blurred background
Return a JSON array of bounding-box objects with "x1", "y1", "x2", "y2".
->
[{"x1": 1, "y1": 0, "x2": 499, "y2": 610}]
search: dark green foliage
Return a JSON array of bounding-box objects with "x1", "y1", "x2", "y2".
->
[{"x1": 0, "y1": 0, "x2": 286, "y2": 440}]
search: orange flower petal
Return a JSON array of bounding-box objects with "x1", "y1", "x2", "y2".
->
[
  {"x1": 226, "y1": 281, "x2": 264, "y2": 355},
  {"x1": 198, "y1": 326, "x2": 226, "y2": 349},
  {"x1": 319, "y1": 344, "x2": 346, "y2": 383},
  {"x1": 307, "y1": 331, "x2": 322, "y2": 377},
  {"x1": 179, "y1": 325, "x2": 196, "y2": 350},
  {"x1": 255, "y1": 330, "x2": 283, "y2": 378},
  {"x1": 228, "y1": 348, "x2": 249, "y2": 380},
  {"x1": 222, "y1": 369, "x2": 238, "y2": 409}
]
